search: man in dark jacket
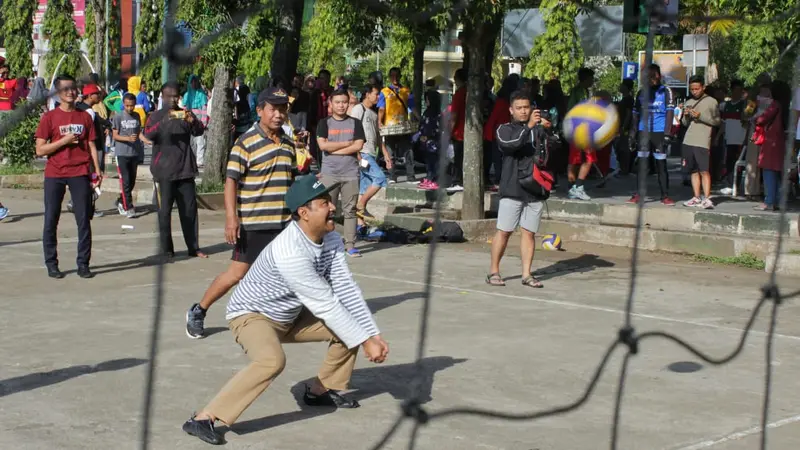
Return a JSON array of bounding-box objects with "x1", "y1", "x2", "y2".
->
[
  {"x1": 144, "y1": 81, "x2": 207, "y2": 259},
  {"x1": 487, "y1": 91, "x2": 549, "y2": 289}
]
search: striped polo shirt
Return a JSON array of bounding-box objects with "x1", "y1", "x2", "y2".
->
[
  {"x1": 226, "y1": 123, "x2": 296, "y2": 231},
  {"x1": 227, "y1": 221, "x2": 380, "y2": 349}
]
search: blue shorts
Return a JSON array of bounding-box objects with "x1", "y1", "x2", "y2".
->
[{"x1": 359, "y1": 153, "x2": 387, "y2": 194}]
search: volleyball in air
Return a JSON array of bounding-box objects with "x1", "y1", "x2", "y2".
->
[
  {"x1": 541, "y1": 233, "x2": 562, "y2": 251},
  {"x1": 562, "y1": 99, "x2": 620, "y2": 150}
]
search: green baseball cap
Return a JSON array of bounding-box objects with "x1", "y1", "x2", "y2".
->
[{"x1": 285, "y1": 174, "x2": 340, "y2": 213}]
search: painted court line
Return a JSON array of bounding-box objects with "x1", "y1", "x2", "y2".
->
[
  {"x1": 674, "y1": 413, "x2": 800, "y2": 449},
  {"x1": 352, "y1": 273, "x2": 800, "y2": 342}
]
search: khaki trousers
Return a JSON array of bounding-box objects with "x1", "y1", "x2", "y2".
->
[
  {"x1": 204, "y1": 310, "x2": 358, "y2": 425},
  {"x1": 320, "y1": 174, "x2": 359, "y2": 250}
]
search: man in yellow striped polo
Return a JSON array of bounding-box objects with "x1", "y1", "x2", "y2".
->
[{"x1": 185, "y1": 87, "x2": 298, "y2": 339}]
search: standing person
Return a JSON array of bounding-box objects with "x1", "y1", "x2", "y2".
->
[
  {"x1": 185, "y1": 87, "x2": 297, "y2": 339},
  {"x1": 112, "y1": 93, "x2": 143, "y2": 218},
  {"x1": 614, "y1": 79, "x2": 635, "y2": 176},
  {"x1": 233, "y1": 76, "x2": 252, "y2": 142},
  {"x1": 720, "y1": 80, "x2": 747, "y2": 189},
  {"x1": 418, "y1": 90, "x2": 443, "y2": 190},
  {"x1": 316, "y1": 88, "x2": 365, "y2": 258},
  {"x1": 76, "y1": 84, "x2": 111, "y2": 219},
  {"x1": 754, "y1": 81, "x2": 789, "y2": 211},
  {"x1": 144, "y1": 82, "x2": 207, "y2": 260},
  {"x1": 181, "y1": 175, "x2": 389, "y2": 445},
  {"x1": 35, "y1": 75, "x2": 103, "y2": 279},
  {"x1": 349, "y1": 84, "x2": 391, "y2": 225},
  {"x1": 483, "y1": 75, "x2": 519, "y2": 188},
  {"x1": 681, "y1": 75, "x2": 721, "y2": 209},
  {"x1": 183, "y1": 74, "x2": 209, "y2": 166},
  {"x1": 0, "y1": 65, "x2": 18, "y2": 111},
  {"x1": 378, "y1": 67, "x2": 417, "y2": 183},
  {"x1": 628, "y1": 64, "x2": 676, "y2": 205},
  {"x1": 487, "y1": 91, "x2": 550, "y2": 289},
  {"x1": 447, "y1": 68, "x2": 467, "y2": 190},
  {"x1": 566, "y1": 67, "x2": 595, "y2": 201}
]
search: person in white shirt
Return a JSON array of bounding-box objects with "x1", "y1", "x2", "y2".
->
[{"x1": 182, "y1": 174, "x2": 390, "y2": 445}]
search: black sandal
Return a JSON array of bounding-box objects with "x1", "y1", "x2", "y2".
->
[
  {"x1": 486, "y1": 273, "x2": 505, "y2": 286},
  {"x1": 521, "y1": 276, "x2": 543, "y2": 288}
]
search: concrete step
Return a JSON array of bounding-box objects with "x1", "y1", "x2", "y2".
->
[
  {"x1": 382, "y1": 211, "x2": 800, "y2": 264},
  {"x1": 381, "y1": 184, "x2": 800, "y2": 239}
]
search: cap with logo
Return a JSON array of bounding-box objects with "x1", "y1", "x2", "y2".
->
[
  {"x1": 82, "y1": 84, "x2": 101, "y2": 97},
  {"x1": 285, "y1": 174, "x2": 341, "y2": 213},
  {"x1": 257, "y1": 87, "x2": 290, "y2": 106}
]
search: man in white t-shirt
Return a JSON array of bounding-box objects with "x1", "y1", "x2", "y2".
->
[{"x1": 349, "y1": 84, "x2": 392, "y2": 229}]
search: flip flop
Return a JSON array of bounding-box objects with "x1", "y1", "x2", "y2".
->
[
  {"x1": 485, "y1": 273, "x2": 505, "y2": 286},
  {"x1": 521, "y1": 275, "x2": 543, "y2": 288}
]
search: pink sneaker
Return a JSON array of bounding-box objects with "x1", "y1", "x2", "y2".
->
[
  {"x1": 425, "y1": 181, "x2": 439, "y2": 190},
  {"x1": 418, "y1": 179, "x2": 431, "y2": 190}
]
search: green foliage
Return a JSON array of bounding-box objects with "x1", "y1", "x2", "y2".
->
[
  {"x1": 595, "y1": 63, "x2": 622, "y2": 95},
  {"x1": 135, "y1": 0, "x2": 162, "y2": 90},
  {"x1": 0, "y1": 106, "x2": 41, "y2": 167},
  {"x1": 85, "y1": 0, "x2": 122, "y2": 78},
  {"x1": 737, "y1": 25, "x2": 784, "y2": 86},
  {"x1": 491, "y1": 37, "x2": 504, "y2": 92},
  {"x1": 692, "y1": 252, "x2": 765, "y2": 270},
  {"x1": 239, "y1": 44, "x2": 274, "y2": 84},
  {"x1": 299, "y1": 0, "x2": 347, "y2": 73},
  {"x1": 525, "y1": 1, "x2": 584, "y2": 92},
  {"x1": 196, "y1": 180, "x2": 224, "y2": 193},
  {"x1": 42, "y1": 0, "x2": 83, "y2": 79},
  {"x1": 0, "y1": 0, "x2": 36, "y2": 78}
]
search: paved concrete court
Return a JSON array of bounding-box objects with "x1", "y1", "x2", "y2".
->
[{"x1": 2, "y1": 188, "x2": 800, "y2": 450}]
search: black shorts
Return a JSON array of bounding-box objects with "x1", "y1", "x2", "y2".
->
[
  {"x1": 682, "y1": 144, "x2": 710, "y2": 174},
  {"x1": 231, "y1": 228, "x2": 280, "y2": 264}
]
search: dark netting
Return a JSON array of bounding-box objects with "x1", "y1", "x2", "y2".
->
[{"x1": 0, "y1": 1, "x2": 797, "y2": 449}]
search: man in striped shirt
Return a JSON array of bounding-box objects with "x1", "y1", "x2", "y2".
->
[
  {"x1": 183, "y1": 175, "x2": 389, "y2": 445},
  {"x1": 185, "y1": 87, "x2": 297, "y2": 339}
]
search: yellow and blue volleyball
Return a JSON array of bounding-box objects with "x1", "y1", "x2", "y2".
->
[
  {"x1": 562, "y1": 99, "x2": 620, "y2": 150},
  {"x1": 541, "y1": 233, "x2": 562, "y2": 250}
]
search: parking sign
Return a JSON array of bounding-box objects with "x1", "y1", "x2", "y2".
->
[{"x1": 622, "y1": 62, "x2": 638, "y2": 81}]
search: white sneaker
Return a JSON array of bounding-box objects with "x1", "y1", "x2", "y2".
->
[
  {"x1": 126, "y1": 209, "x2": 136, "y2": 219},
  {"x1": 446, "y1": 184, "x2": 464, "y2": 192},
  {"x1": 569, "y1": 185, "x2": 591, "y2": 201},
  {"x1": 720, "y1": 187, "x2": 733, "y2": 195},
  {"x1": 701, "y1": 198, "x2": 714, "y2": 209},
  {"x1": 116, "y1": 199, "x2": 126, "y2": 215},
  {"x1": 683, "y1": 197, "x2": 702, "y2": 207}
]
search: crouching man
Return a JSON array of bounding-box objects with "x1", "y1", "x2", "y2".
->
[{"x1": 182, "y1": 175, "x2": 390, "y2": 445}]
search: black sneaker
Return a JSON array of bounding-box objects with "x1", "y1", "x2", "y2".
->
[
  {"x1": 186, "y1": 303, "x2": 206, "y2": 339},
  {"x1": 47, "y1": 267, "x2": 65, "y2": 279},
  {"x1": 77, "y1": 266, "x2": 94, "y2": 279},
  {"x1": 182, "y1": 416, "x2": 223, "y2": 445},
  {"x1": 303, "y1": 386, "x2": 360, "y2": 408}
]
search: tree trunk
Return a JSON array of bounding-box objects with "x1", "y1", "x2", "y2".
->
[
  {"x1": 461, "y1": 17, "x2": 501, "y2": 221},
  {"x1": 202, "y1": 65, "x2": 233, "y2": 185},
  {"x1": 91, "y1": 0, "x2": 106, "y2": 77},
  {"x1": 271, "y1": 0, "x2": 304, "y2": 84},
  {"x1": 412, "y1": 41, "x2": 424, "y2": 117}
]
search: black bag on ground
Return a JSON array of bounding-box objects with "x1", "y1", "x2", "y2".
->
[{"x1": 418, "y1": 220, "x2": 465, "y2": 243}]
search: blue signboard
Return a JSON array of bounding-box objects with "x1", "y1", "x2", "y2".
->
[{"x1": 622, "y1": 61, "x2": 638, "y2": 81}]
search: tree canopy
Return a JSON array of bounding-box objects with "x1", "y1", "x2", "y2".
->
[
  {"x1": 0, "y1": 0, "x2": 36, "y2": 78},
  {"x1": 41, "y1": 0, "x2": 83, "y2": 79}
]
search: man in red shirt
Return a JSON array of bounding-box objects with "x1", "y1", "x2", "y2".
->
[
  {"x1": 35, "y1": 75, "x2": 103, "y2": 279},
  {"x1": 449, "y1": 68, "x2": 467, "y2": 191}
]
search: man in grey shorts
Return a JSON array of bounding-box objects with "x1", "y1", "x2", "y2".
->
[{"x1": 488, "y1": 91, "x2": 550, "y2": 288}]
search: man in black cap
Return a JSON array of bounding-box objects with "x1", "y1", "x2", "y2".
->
[
  {"x1": 144, "y1": 81, "x2": 208, "y2": 259},
  {"x1": 182, "y1": 174, "x2": 390, "y2": 445},
  {"x1": 186, "y1": 87, "x2": 301, "y2": 338}
]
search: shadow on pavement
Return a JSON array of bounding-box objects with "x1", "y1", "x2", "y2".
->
[
  {"x1": 87, "y1": 242, "x2": 232, "y2": 276},
  {"x1": 504, "y1": 254, "x2": 614, "y2": 283},
  {"x1": 0, "y1": 357, "x2": 148, "y2": 398},
  {"x1": 369, "y1": 291, "x2": 425, "y2": 314},
  {"x1": 0, "y1": 238, "x2": 41, "y2": 247},
  {"x1": 3, "y1": 211, "x2": 45, "y2": 223},
  {"x1": 227, "y1": 356, "x2": 467, "y2": 437}
]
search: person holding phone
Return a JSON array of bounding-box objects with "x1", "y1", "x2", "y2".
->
[
  {"x1": 35, "y1": 75, "x2": 103, "y2": 279},
  {"x1": 144, "y1": 81, "x2": 207, "y2": 260}
]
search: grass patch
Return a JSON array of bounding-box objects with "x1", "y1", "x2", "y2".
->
[
  {"x1": 692, "y1": 252, "x2": 766, "y2": 270},
  {"x1": 0, "y1": 164, "x2": 39, "y2": 175},
  {"x1": 789, "y1": 249, "x2": 800, "y2": 255},
  {"x1": 196, "y1": 180, "x2": 224, "y2": 194}
]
